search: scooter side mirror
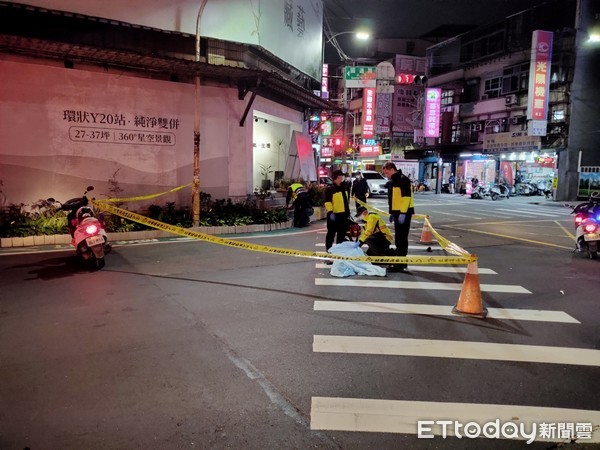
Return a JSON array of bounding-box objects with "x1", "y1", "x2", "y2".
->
[
  {"x1": 47, "y1": 198, "x2": 56, "y2": 203},
  {"x1": 86, "y1": 186, "x2": 95, "y2": 192}
]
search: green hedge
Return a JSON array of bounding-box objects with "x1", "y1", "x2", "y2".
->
[{"x1": 0, "y1": 193, "x2": 289, "y2": 238}]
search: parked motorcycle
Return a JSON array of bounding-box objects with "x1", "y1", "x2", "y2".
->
[
  {"x1": 48, "y1": 186, "x2": 110, "y2": 269},
  {"x1": 490, "y1": 182, "x2": 510, "y2": 201},
  {"x1": 515, "y1": 182, "x2": 534, "y2": 196},
  {"x1": 567, "y1": 193, "x2": 600, "y2": 259},
  {"x1": 532, "y1": 179, "x2": 553, "y2": 198},
  {"x1": 470, "y1": 184, "x2": 490, "y2": 199}
]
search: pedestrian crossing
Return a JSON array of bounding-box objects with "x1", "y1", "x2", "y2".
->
[
  {"x1": 309, "y1": 231, "x2": 600, "y2": 444},
  {"x1": 367, "y1": 196, "x2": 572, "y2": 223}
]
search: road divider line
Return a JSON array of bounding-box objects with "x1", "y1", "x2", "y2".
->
[
  {"x1": 313, "y1": 301, "x2": 579, "y2": 323},
  {"x1": 312, "y1": 335, "x2": 600, "y2": 366},
  {"x1": 310, "y1": 397, "x2": 600, "y2": 442},
  {"x1": 315, "y1": 278, "x2": 531, "y2": 294},
  {"x1": 555, "y1": 220, "x2": 575, "y2": 240},
  {"x1": 443, "y1": 225, "x2": 574, "y2": 250}
]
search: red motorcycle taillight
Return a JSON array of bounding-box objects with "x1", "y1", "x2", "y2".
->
[
  {"x1": 575, "y1": 214, "x2": 584, "y2": 225},
  {"x1": 85, "y1": 224, "x2": 98, "y2": 235},
  {"x1": 583, "y1": 222, "x2": 598, "y2": 234}
]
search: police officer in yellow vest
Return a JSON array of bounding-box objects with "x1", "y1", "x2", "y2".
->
[
  {"x1": 354, "y1": 206, "x2": 394, "y2": 257},
  {"x1": 286, "y1": 182, "x2": 310, "y2": 228},
  {"x1": 382, "y1": 162, "x2": 415, "y2": 272},
  {"x1": 324, "y1": 169, "x2": 350, "y2": 251}
]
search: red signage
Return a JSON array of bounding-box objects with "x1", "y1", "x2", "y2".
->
[
  {"x1": 536, "y1": 156, "x2": 555, "y2": 167},
  {"x1": 362, "y1": 88, "x2": 376, "y2": 138},
  {"x1": 359, "y1": 145, "x2": 381, "y2": 157},
  {"x1": 527, "y1": 30, "x2": 553, "y2": 121},
  {"x1": 321, "y1": 147, "x2": 333, "y2": 157}
]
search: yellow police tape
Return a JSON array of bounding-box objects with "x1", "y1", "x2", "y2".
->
[
  {"x1": 97, "y1": 183, "x2": 192, "y2": 203},
  {"x1": 352, "y1": 196, "x2": 470, "y2": 257},
  {"x1": 92, "y1": 199, "x2": 476, "y2": 265}
]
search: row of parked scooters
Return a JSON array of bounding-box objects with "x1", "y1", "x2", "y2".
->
[
  {"x1": 470, "y1": 181, "x2": 512, "y2": 201},
  {"x1": 471, "y1": 179, "x2": 552, "y2": 201},
  {"x1": 513, "y1": 179, "x2": 553, "y2": 197}
]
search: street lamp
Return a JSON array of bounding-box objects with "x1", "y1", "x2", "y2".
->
[
  {"x1": 325, "y1": 30, "x2": 370, "y2": 44},
  {"x1": 325, "y1": 29, "x2": 371, "y2": 63},
  {"x1": 192, "y1": 0, "x2": 208, "y2": 227}
]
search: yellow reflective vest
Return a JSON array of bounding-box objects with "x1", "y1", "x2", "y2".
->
[
  {"x1": 359, "y1": 213, "x2": 393, "y2": 244},
  {"x1": 286, "y1": 183, "x2": 306, "y2": 204}
]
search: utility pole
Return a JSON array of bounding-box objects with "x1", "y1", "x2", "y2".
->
[{"x1": 192, "y1": 0, "x2": 208, "y2": 227}]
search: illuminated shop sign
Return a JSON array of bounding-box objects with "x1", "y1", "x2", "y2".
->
[
  {"x1": 362, "y1": 88, "x2": 376, "y2": 138},
  {"x1": 527, "y1": 30, "x2": 553, "y2": 133},
  {"x1": 424, "y1": 88, "x2": 441, "y2": 138},
  {"x1": 359, "y1": 145, "x2": 381, "y2": 157}
]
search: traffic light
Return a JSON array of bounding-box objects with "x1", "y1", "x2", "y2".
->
[{"x1": 396, "y1": 73, "x2": 428, "y2": 86}]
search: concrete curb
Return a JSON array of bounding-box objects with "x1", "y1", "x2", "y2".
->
[{"x1": 0, "y1": 220, "x2": 295, "y2": 249}]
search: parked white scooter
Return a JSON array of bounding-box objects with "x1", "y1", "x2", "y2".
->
[
  {"x1": 48, "y1": 186, "x2": 110, "y2": 269},
  {"x1": 490, "y1": 182, "x2": 510, "y2": 201}
]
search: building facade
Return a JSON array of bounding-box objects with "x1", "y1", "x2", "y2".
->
[
  {"x1": 424, "y1": 0, "x2": 600, "y2": 200},
  {"x1": 0, "y1": 1, "x2": 339, "y2": 207}
]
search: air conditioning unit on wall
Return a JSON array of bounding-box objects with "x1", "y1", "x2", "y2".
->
[
  {"x1": 473, "y1": 123, "x2": 483, "y2": 131},
  {"x1": 510, "y1": 116, "x2": 522, "y2": 125},
  {"x1": 505, "y1": 94, "x2": 518, "y2": 106}
]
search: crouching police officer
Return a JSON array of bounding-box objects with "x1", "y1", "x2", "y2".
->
[{"x1": 354, "y1": 206, "x2": 394, "y2": 257}]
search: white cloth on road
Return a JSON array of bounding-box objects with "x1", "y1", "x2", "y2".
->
[{"x1": 328, "y1": 241, "x2": 387, "y2": 277}]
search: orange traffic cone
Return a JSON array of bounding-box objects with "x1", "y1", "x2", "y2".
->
[
  {"x1": 418, "y1": 222, "x2": 434, "y2": 245},
  {"x1": 452, "y1": 260, "x2": 488, "y2": 319}
]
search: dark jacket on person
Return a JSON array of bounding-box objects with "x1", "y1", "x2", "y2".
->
[
  {"x1": 351, "y1": 178, "x2": 370, "y2": 198},
  {"x1": 387, "y1": 171, "x2": 415, "y2": 214}
]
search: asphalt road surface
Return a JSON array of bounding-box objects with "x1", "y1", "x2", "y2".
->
[{"x1": 1, "y1": 192, "x2": 599, "y2": 449}]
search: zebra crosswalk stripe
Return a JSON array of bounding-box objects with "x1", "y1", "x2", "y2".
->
[
  {"x1": 314, "y1": 243, "x2": 443, "y2": 251},
  {"x1": 313, "y1": 335, "x2": 600, "y2": 366},
  {"x1": 314, "y1": 263, "x2": 497, "y2": 274},
  {"x1": 313, "y1": 301, "x2": 579, "y2": 323},
  {"x1": 310, "y1": 397, "x2": 600, "y2": 442},
  {"x1": 315, "y1": 277, "x2": 532, "y2": 294}
]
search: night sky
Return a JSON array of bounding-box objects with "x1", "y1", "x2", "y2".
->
[{"x1": 323, "y1": 0, "x2": 551, "y2": 62}]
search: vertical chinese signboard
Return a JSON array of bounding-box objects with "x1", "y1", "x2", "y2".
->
[
  {"x1": 424, "y1": 88, "x2": 441, "y2": 138},
  {"x1": 362, "y1": 88, "x2": 376, "y2": 138},
  {"x1": 321, "y1": 64, "x2": 329, "y2": 99},
  {"x1": 527, "y1": 30, "x2": 553, "y2": 136}
]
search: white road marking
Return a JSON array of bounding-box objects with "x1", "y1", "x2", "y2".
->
[
  {"x1": 313, "y1": 301, "x2": 579, "y2": 323},
  {"x1": 312, "y1": 335, "x2": 600, "y2": 366},
  {"x1": 314, "y1": 243, "x2": 443, "y2": 251},
  {"x1": 497, "y1": 208, "x2": 558, "y2": 218},
  {"x1": 315, "y1": 278, "x2": 531, "y2": 294},
  {"x1": 315, "y1": 263, "x2": 497, "y2": 274},
  {"x1": 310, "y1": 397, "x2": 600, "y2": 442}
]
